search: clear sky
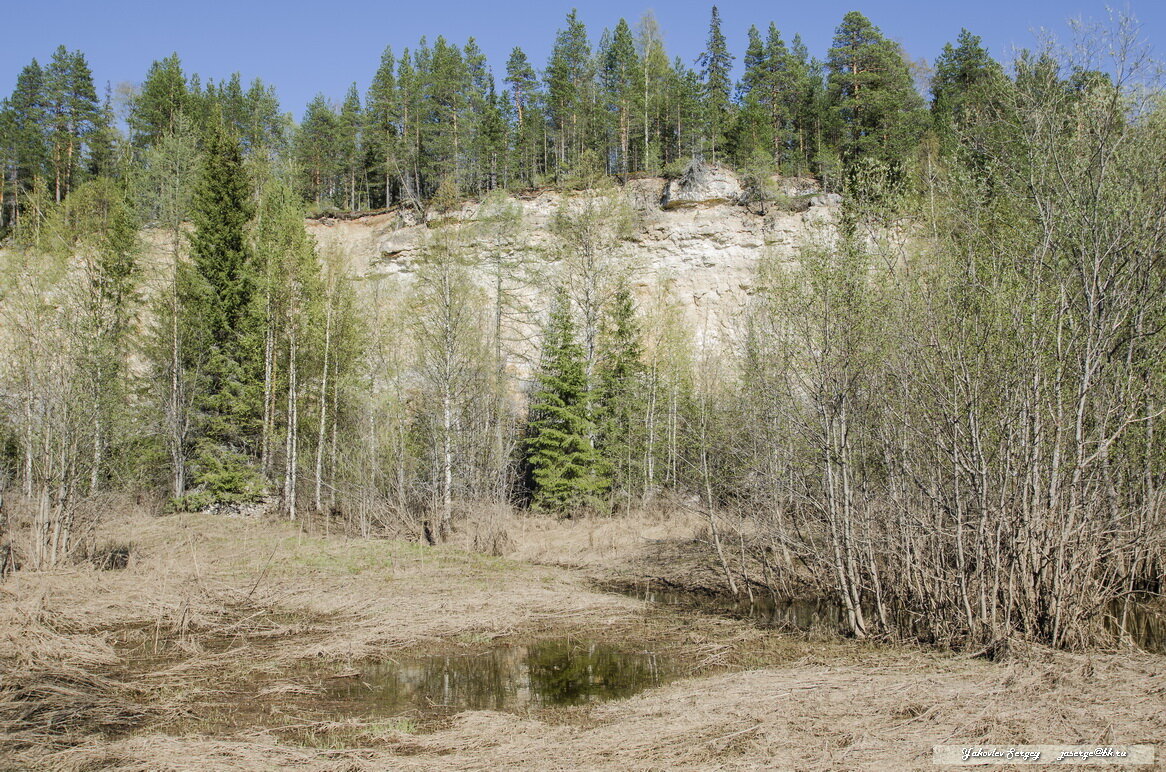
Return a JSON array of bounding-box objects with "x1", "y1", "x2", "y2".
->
[{"x1": 2, "y1": 0, "x2": 1162, "y2": 122}]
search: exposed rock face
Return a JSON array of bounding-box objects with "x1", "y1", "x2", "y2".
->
[
  {"x1": 809, "y1": 192, "x2": 842, "y2": 208},
  {"x1": 660, "y1": 160, "x2": 745, "y2": 209},
  {"x1": 306, "y1": 169, "x2": 839, "y2": 354}
]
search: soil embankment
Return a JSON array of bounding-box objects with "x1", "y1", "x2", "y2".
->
[{"x1": 2, "y1": 511, "x2": 1163, "y2": 770}]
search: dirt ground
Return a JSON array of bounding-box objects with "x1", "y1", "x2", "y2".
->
[{"x1": 2, "y1": 509, "x2": 1163, "y2": 771}]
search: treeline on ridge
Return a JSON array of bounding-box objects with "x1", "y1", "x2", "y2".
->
[{"x1": 4, "y1": 8, "x2": 1010, "y2": 222}]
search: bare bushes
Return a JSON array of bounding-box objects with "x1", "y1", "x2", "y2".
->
[
  {"x1": 0, "y1": 492, "x2": 145, "y2": 574},
  {"x1": 730, "y1": 29, "x2": 1166, "y2": 649},
  {"x1": 467, "y1": 504, "x2": 516, "y2": 557}
]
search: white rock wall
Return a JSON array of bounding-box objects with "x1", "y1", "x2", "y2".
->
[{"x1": 305, "y1": 175, "x2": 839, "y2": 352}]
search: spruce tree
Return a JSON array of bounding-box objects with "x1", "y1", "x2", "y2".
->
[
  {"x1": 366, "y1": 45, "x2": 399, "y2": 207},
  {"x1": 85, "y1": 86, "x2": 119, "y2": 180},
  {"x1": 526, "y1": 291, "x2": 607, "y2": 513},
  {"x1": 180, "y1": 117, "x2": 263, "y2": 506},
  {"x1": 601, "y1": 19, "x2": 638, "y2": 176},
  {"x1": 696, "y1": 5, "x2": 734, "y2": 160},
  {"x1": 189, "y1": 121, "x2": 254, "y2": 342},
  {"x1": 595, "y1": 284, "x2": 647, "y2": 510}
]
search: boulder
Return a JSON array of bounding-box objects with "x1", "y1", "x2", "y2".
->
[
  {"x1": 662, "y1": 160, "x2": 745, "y2": 209},
  {"x1": 809, "y1": 192, "x2": 842, "y2": 208}
]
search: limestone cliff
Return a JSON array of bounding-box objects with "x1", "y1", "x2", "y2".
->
[{"x1": 306, "y1": 166, "x2": 839, "y2": 348}]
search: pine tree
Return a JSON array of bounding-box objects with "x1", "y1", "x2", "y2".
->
[
  {"x1": 242, "y1": 78, "x2": 285, "y2": 156},
  {"x1": 397, "y1": 47, "x2": 424, "y2": 207},
  {"x1": 931, "y1": 29, "x2": 1004, "y2": 150},
  {"x1": 826, "y1": 11, "x2": 925, "y2": 172},
  {"x1": 789, "y1": 34, "x2": 826, "y2": 177},
  {"x1": 730, "y1": 25, "x2": 770, "y2": 165},
  {"x1": 0, "y1": 99, "x2": 13, "y2": 231},
  {"x1": 44, "y1": 46, "x2": 102, "y2": 202},
  {"x1": 296, "y1": 94, "x2": 340, "y2": 205},
  {"x1": 505, "y1": 46, "x2": 542, "y2": 186},
  {"x1": 338, "y1": 83, "x2": 363, "y2": 209},
  {"x1": 476, "y1": 84, "x2": 507, "y2": 191},
  {"x1": 761, "y1": 25, "x2": 795, "y2": 166},
  {"x1": 505, "y1": 47, "x2": 538, "y2": 126},
  {"x1": 2, "y1": 61, "x2": 49, "y2": 229},
  {"x1": 525, "y1": 291, "x2": 607, "y2": 513},
  {"x1": 129, "y1": 54, "x2": 189, "y2": 150},
  {"x1": 667, "y1": 59, "x2": 704, "y2": 161},
  {"x1": 217, "y1": 74, "x2": 249, "y2": 142},
  {"x1": 545, "y1": 10, "x2": 594, "y2": 177},
  {"x1": 462, "y1": 37, "x2": 495, "y2": 192},
  {"x1": 423, "y1": 36, "x2": 468, "y2": 194}
]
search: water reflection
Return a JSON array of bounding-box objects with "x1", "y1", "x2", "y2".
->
[
  {"x1": 619, "y1": 584, "x2": 1165, "y2": 653},
  {"x1": 619, "y1": 585, "x2": 853, "y2": 633},
  {"x1": 319, "y1": 640, "x2": 674, "y2": 712},
  {"x1": 1105, "y1": 601, "x2": 1166, "y2": 654}
]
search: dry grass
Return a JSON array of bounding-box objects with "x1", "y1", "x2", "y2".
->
[
  {"x1": 473, "y1": 507, "x2": 741, "y2": 590},
  {"x1": 0, "y1": 666, "x2": 151, "y2": 753},
  {"x1": 2, "y1": 509, "x2": 1164, "y2": 771},
  {"x1": 33, "y1": 651, "x2": 1166, "y2": 771}
]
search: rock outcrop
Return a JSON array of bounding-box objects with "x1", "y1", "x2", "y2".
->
[
  {"x1": 660, "y1": 160, "x2": 745, "y2": 209},
  {"x1": 306, "y1": 167, "x2": 840, "y2": 355}
]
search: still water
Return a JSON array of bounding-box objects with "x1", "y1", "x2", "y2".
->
[
  {"x1": 303, "y1": 591, "x2": 1162, "y2": 718},
  {"x1": 615, "y1": 583, "x2": 854, "y2": 632},
  {"x1": 616, "y1": 583, "x2": 1166, "y2": 654},
  {"x1": 317, "y1": 639, "x2": 677, "y2": 712}
]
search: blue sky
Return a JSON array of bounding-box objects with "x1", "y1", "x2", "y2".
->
[{"x1": 2, "y1": 0, "x2": 1162, "y2": 121}]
